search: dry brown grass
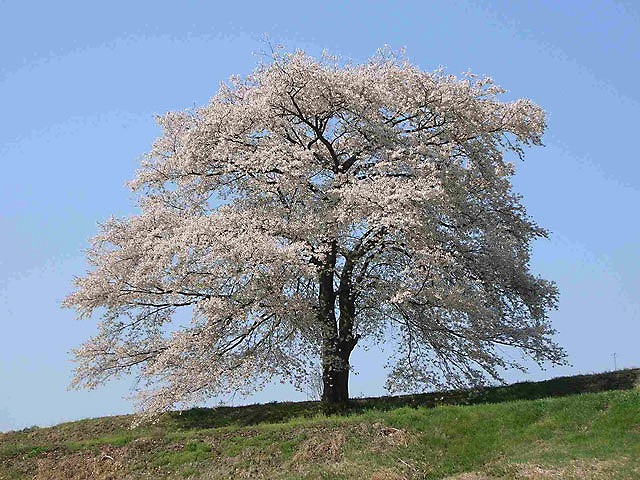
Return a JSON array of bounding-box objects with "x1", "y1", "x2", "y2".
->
[
  {"x1": 2, "y1": 370, "x2": 639, "y2": 480},
  {"x1": 446, "y1": 458, "x2": 638, "y2": 480},
  {"x1": 445, "y1": 474, "x2": 492, "y2": 480},
  {"x1": 372, "y1": 422, "x2": 408, "y2": 445},
  {"x1": 370, "y1": 468, "x2": 408, "y2": 480},
  {"x1": 293, "y1": 431, "x2": 346, "y2": 463},
  {"x1": 513, "y1": 459, "x2": 630, "y2": 480},
  {"x1": 33, "y1": 445, "x2": 126, "y2": 480}
]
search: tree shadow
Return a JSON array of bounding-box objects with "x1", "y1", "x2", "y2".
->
[{"x1": 167, "y1": 368, "x2": 640, "y2": 430}]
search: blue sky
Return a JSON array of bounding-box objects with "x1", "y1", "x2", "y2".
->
[{"x1": 1, "y1": 0, "x2": 639, "y2": 431}]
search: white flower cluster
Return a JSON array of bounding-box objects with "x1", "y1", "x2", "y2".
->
[{"x1": 65, "y1": 49, "x2": 564, "y2": 418}]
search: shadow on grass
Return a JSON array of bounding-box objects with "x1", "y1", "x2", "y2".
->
[{"x1": 167, "y1": 368, "x2": 640, "y2": 430}]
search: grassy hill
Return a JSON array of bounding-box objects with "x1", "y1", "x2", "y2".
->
[{"x1": 1, "y1": 369, "x2": 639, "y2": 479}]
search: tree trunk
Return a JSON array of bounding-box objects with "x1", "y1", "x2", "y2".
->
[
  {"x1": 321, "y1": 364, "x2": 349, "y2": 404},
  {"x1": 321, "y1": 341, "x2": 352, "y2": 405},
  {"x1": 317, "y1": 242, "x2": 358, "y2": 407}
]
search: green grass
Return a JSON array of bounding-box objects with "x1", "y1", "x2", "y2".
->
[{"x1": 1, "y1": 368, "x2": 639, "y2": 479}]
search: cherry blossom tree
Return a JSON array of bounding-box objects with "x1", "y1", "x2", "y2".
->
[{"x1": 64, "y1": 49, "x2": 565, "y2": 417}]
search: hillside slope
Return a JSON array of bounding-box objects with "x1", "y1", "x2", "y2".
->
[{"x1": 1, "y1": 369, "x2": 639, "y2": 479}]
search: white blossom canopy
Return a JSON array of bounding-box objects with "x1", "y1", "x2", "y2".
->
[{"x1": 64, "y1": 49, "x2": 565, "y2": 417}]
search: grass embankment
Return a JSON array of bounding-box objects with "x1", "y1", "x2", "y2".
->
[{"x1": 1, "y1": 369, "x2": 639, "y2": 479}]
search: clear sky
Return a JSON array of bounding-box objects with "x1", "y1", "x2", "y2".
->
[{"x1": 1, "y1": 0, "x2": 639, "y2": 432}]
